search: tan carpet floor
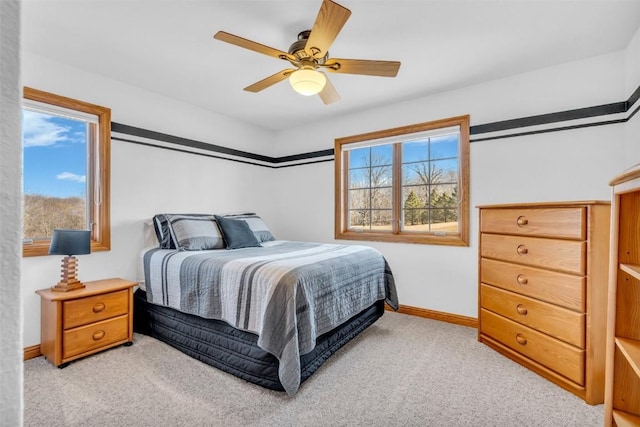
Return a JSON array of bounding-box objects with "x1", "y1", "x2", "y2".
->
[{"x1": 23, "y1": 311, "x2": 603, "y2": 426}]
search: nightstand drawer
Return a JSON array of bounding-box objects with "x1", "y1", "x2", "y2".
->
[
  {"x1": 480, "y1": 207, "x2": 585, "y2": 239},
  {"x1": 481, "y1": 309, "x2": 584, "y2": 385},
  {"x1": 480, "y1": 258, "x2": 585, "y2": 311},
  {"x1": 63, "y1": 289, "x2": 129, "y2": 329},
  {"x1": 480, "y1": 284, "x2": 585, "y2": 348},
  {"x1": 62, "y1": 315, "x2": 129, "y2": 359},
  {"x1": 480, "y1": 233, "x2": 586, "y2": 274}
]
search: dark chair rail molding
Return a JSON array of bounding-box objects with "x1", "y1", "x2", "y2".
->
[{"x1": 112, "y1": 83, "x2": 640, "y2": 169}]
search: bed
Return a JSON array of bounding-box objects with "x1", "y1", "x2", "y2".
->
[{"x1": 134, "y1": 213, "x2": 398, "y2": 395}]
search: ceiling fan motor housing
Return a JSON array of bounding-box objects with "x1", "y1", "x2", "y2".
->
[{"x1": 288, "y1": 30, "x2": 326, "y2": 63}]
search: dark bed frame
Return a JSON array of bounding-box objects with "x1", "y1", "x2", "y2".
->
[{"x1": 133, "y1": 289, "x2": 384, "y2": 392}]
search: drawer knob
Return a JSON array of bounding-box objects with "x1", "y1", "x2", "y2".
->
[
  {"x1": 515, "y1": 334, "x2": 527, "y2": 345},
  {"x1": 93, "y1": 303, "x2": 106, "y2": 313},
  {"x1": 516, "y1": 304, "x2": 528, "y2": 315},
  {"x1": 92, "y1": 330, "x2": 105, "y2": 341},
  {"x1": 516, "y1": 245, "x2": 528, "y2": 255},
  {"x1": 516, "y1": 216, "x2": 529, "y2": 226},
  {"x1": 516, "y1": 274, "x2": 528, "y2": 285}
]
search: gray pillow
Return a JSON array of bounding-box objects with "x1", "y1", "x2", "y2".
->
[
  {"x1": 214, "y1": 215, "x2": 261, "y2": 249},
  {"x1": 222, "y1": 213, "x2": 275, "y2": 242},
  {"x1": 163, "y1": 214, "x2": 225, "y2": 250}
]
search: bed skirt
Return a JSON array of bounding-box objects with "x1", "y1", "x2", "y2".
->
[{"x1": 133, "y1": 289, "x2": 384, "y2": 391}]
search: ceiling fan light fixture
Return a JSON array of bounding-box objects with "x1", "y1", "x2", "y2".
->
[{"x1": 289, "y1": 68, "x2": 326, "y2": 96}]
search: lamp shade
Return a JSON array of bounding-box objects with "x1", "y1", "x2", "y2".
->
[
  {"x1": 289, "y1": 69, "x2": 326, "y2": 96},
  {"x1": 49, "y1": 229, "x2": 91, "y2": 256}
]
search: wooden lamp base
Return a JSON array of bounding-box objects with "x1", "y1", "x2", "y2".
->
[{"x1": 51, "y1": 256, "x2": 86, "y2": 292}]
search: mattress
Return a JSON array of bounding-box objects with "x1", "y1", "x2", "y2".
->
[{"x1": 133, "y1": 289, "x2": 385, "y2": 391}]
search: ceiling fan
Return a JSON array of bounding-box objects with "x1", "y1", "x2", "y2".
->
[{"x1": 213, "y1": 0, "x2": 401, "y2": 105}]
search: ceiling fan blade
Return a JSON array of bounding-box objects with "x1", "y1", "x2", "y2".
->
[
  {"x1": 214, "y1": 31, "x2": 296, "y2": 62},
  {"x1": 244, "y1": 69, "x2": 295, "y2": 93},
  {"x1": 305, "y1": 0, "x2": 351, "y2": 59},
  {"x1": 324, "y1": 58, "x2": 401, "y2": 77},
  {"x1": 318, "y1": 74, "x2": 340, "y2": 105}
]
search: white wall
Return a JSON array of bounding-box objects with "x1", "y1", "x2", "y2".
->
[
  {"x1": 269, "y1": 50, "x2": 633, "y2": 318},
  {"x1": 1, "y1": 1, "x2": 23, "y2": 424},
  {"x1": 624, "y1": 26, "x2": 640, "y2": 166},
  {"x1": 21, "y1": 54, "x2": 275, "y2": 346}
]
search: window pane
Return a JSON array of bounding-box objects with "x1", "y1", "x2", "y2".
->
[
  {"x1": 431, "y1": 159, "x2": 458, "y2": 183},
  {"x1": 403, "y1": 161, "x2": 431, "y2": 185},
  {"x1": 349, "y1": 168, "x2": 369, "y2": 189},
  {"x1": 430, "y1": 209, "x2": 459, "y2": 232},
  {"x1": 371, "y1": 144, "x2": 393, "y2": 166},
  {"x1": 348, "y1": 188, "x2": 370, "y2": 210},
  {"x1": 348, "y1": 147, "x2": 370, "y2": 169},
  {"x1": 349, "y1": 210, "x2": 370, "y2": 228},
  {"x1": 370, "y1": 166, "x2": 392, "y2": 188},
  {"x1": 403, "y1": 141, "x2": 429, "y2": 163},
  {"x1": 372, "y1": 209, "x2": 392, "y2": 230},
  {"x1": 372, "y1": 187, "x2": 392, "y2": 209},
  {"x1": 429, "y1": 134, "x2": 459, "y2": 160},
  {"x1": 22, "y1": 110, "x2": 88, "y2": 240}
]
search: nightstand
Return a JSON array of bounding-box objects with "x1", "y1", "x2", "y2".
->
[{"x1": 36, "y1": 278, "x2": 136, "y2": 368}]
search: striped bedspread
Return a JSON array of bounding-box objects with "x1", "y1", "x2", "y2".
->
[{"x1": 143, "y1": 240, "x2": 398, "y2": 395}]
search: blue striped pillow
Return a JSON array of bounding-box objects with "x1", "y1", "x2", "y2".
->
[{"x1": 157, "y1": 214, "x2": 225, "y2": 250}]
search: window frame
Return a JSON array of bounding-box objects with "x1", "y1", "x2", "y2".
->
[
  {"x1": 334, "y1": 115, "x2": 470, "y2": 246},
  {"x1": 22, "y1": 87, "x2": 111, "y2": 257}
]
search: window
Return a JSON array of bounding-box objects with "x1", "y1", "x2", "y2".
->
[
  {"x1": 335, "y1": 115, "x2": 469, "y2": 246},
  {"x1": 22, "y1": 87, "x2": 111, "y2": 257}
]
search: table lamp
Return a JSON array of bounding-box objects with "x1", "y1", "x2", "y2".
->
[{"x1": 49, "y1": 229, "x2": 91, "y2": 292}]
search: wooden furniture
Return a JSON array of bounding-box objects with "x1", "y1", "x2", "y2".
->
[
  {"x1": 605, "y1": 164, "x2": 640, "y2": 426},
  {"x1": 478, "y1": 201, "x2": 610, "y2": 404},
  {"x1": 36, "y1": 278, "x2": 136, "y2": 368}
]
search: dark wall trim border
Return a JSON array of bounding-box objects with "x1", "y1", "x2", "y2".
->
[
  {"x1": 112, "y1": 82, "x2": 640, "y2": 168},
  {"x1": 111, "y1": 123, "x2": 274, "y2": 163},
  {"x1": 470, "y1": 118, "x2": 628, "y2": 143},
  {"x1": 469, "y1": 102, "x2": 626, "y2": 135}
]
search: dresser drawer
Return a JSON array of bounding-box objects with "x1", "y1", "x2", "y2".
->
[
  {"x1": 480, "y1": 207, "x2": 585, "y2": 239},
  {"x1": 480, "y1": 309, "x2": 584, "y2": 384},
  {"x1": 62, "y1": 315, "x2": 129, "y2": 359},
  {"x1": 481, "y1": 284, "x2": 585, "y2": 348},
  {"x1": 480, "y1": 258, "x2": 585, "y2": 311},
  {"x1": 481, "y1": 234, "x2": 586, "y2": 275},
  {"x1": 63, "y1": 289, "x2": 129, "y2": 329}
]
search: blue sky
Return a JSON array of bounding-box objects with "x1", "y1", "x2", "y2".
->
[
  {"x1": 349, "y1": 134, "x2": 459, "y2": 169},
  {"x1": 22, "y1": 110, "x2": 87, "y2": 198}
]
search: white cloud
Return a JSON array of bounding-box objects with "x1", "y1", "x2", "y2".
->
[
  {"x1": 70, "y1": 131, "x2": 86, "y2": 143},
  {"x1": 22, "y1": 110, "x2": 70, "y2": 147},
  {"x1": 56, "y1": 172, "x2": 86, "y2": 183}
]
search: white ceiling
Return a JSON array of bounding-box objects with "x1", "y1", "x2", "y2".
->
[{"x1": 21, "y1": 0, "x2": 640, "y2": 132}]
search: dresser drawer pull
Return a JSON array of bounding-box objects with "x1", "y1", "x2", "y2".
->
[
  {"x1": 516, "y1": 304, "x2": 528, "y2": 315},
  {"x1": 515, "y1": 334, "x2": 527, "y2": 345},
  {"x1": 516, "y1": 216, "x2": 528, "y2": 226},
  {"x1": 516, "y1": 245, "x2": 529, "y2": 255},
  {"x1": 92, "y1": 330, "x2": 105, "y2": 341},
  {"x1": 516, "y1": 274, "x2": 528, "y2": 285},
  {"x1": 92, "y1": 303, "x2": 106, "y2": 313}
]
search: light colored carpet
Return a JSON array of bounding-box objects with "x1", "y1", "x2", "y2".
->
[{"x1": 23, "y1": 311, "x2": 602, "y2": 426}]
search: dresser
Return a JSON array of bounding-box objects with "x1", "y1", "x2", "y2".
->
[
  {"x1": 478, "y1": 201, "x2": 610, "y2": 404},
  {"x1": 604, "y1": 164, "x2": 640, "y2": 426},
  {"x1": 37, "y1": 278, "x2": 136, "y2": 368}
]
